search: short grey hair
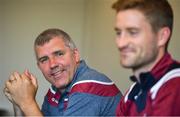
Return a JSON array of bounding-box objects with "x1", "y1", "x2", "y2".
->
[{"x1": 34, "y1": 28, "x2": 76, "y2": 50}]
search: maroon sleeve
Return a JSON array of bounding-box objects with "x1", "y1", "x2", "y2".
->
[{"x1": 151, "y1": 77, "x2": 180, "y2": 116}]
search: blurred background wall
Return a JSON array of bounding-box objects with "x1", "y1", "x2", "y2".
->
[{"x1": 0, "y1": 0, "x2": 179, "y2": 115}]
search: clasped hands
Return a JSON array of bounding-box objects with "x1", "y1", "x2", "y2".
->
[{"x1": 4, "y1": 70, "x2": 38, "y2": 109}]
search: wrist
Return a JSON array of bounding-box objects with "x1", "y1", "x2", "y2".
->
[
  {"x1": 19, "y1": 100, "x2": 41, "y2": 116},
  {"x1": 13, "y1": 104, "x2": 24, "y2": 116}
]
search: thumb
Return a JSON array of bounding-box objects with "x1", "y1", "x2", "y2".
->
[
  {"x1": 29, "y1": 73, "x2": 38, "y2": 88},
  {"x1": 24, "y1": 69, "x2": 31, "y2": 79},
  {"x1": 24, "y1": 70, "x2": 38, "y2": 88}
]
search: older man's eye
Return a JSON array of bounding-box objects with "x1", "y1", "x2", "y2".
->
[
  {"x1": 39, "y1": 57, "x2": 48, "y2": 64},
  {"x1": 55, "y1": 51, "x2": 64, "y2": 56}
]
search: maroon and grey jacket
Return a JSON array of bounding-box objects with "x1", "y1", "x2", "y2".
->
[
  {"x1": 116, "y1": 53, "x2": 180, "y2": 116},
  {"x1": 41, "y1": 60, "x2": 122, "y2": 116}
]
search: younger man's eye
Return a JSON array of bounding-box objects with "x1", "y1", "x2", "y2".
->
[
  {"x1": 129, "y1": 28, "x2": 139, "y2": 36},
  {"x1": 130, "y1": 31, "x2": 138, "y2": 35},
  {"x1": 116, "y1": 31, "x2": 121, "y2": 36}
]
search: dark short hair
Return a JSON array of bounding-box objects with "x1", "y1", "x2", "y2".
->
[{"x1": 112, "y1": 0, "x2": 173, "y2": 50}]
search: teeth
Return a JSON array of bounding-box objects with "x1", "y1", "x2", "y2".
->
[
  {"x1": 51, "y1": 68, "x2": 66, "y2": 77},
  {"x1": 52, "y1": 70, "x2": 62, "y2": 76}
]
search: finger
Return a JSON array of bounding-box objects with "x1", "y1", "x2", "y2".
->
[
  {"x1": 4, "y1": 88, "x2": 10, "y2": 96},
  {"x1": 29, "y1": 73, "x2": 38, "y2": 88},
  {"x1": 9, "y1": 74, "x2": 17, "y2": 82},
  {"x1": 3, "y1": 87, "x2": 9, "y2": 94},
  {"x1": 5, "y1": 81, "x2": 13, "y2": 93},
  {"x1": 24, "y1": 69, "x2": 31, "y2": 78},
  {"x1": 4, "y1": 90, "x2": 11, "y2": 98},
  {"x1": 21, "y1": 73, "x2": 31, "y2": 83},
  {"x1": 4, "y1": 88, "x2": 13, "y2": 102},
  {"x1": 13, "y1": 72, "x2": 21, "y2": 81},
  {"x1": 23, "y1": 71, "x2": 38, "y2": 87}
]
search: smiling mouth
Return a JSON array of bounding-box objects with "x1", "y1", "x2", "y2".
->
[
  {"x1": 51, "y1": 70, "x2": 65, "y2": 79},
  {"x1": 120, "y1": 48, "x2": 135, "y2": 55},
  {"x1": 120, "y1": 51, "x2": 130, "y2": 56}
]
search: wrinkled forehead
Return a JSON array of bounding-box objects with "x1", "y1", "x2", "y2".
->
[{"x1": 34, "y1": 38, "x2": 70, "y2": 58}]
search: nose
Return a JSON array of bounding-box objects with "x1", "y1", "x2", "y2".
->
[
  {"x1": 49, "y1": 57, "x2": 58, "y2": 69},
  {"x1": 115, "y1": 34, "x2": 129, "y2": 49}
]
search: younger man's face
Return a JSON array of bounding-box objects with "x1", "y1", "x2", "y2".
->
[{"x1": 115, "y1": 9, "x2": 159, "y2": 71}]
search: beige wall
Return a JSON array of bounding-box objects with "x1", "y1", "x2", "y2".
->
[
  {"x1": 84, "y1": 0, "x2": 132, "y2": 95},
  {"x1": 169, "y1": 0, "x2": 180, "y2": 60},
  {"x1": 0, "y1": 0, "x2": 179, "y2": 115},
  {"x1": 0, "y1": 0, "x2": 86, "y2": 114}
]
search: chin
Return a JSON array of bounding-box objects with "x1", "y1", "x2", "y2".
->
[
  {"x1": 122, "y1": 65, "x2": 132, "y2": 69},
  {"x1": 121, "y1": 62, "x2": 135, "y2": 69},
  {"x1": 55, "y1": 82, "x2": 68, "y2": 89}
]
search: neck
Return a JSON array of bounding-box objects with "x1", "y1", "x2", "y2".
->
[{"x1": 133, "y1": 51, "x2": 165, "y2": 80}]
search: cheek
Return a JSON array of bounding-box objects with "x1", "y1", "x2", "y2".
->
[
  {"x1": 68, "y1": 59, "x2": 77, "y2": 75},
  {"x1": 39, "y1": 64, "x2": 49, "y2": 75},
  {"x1": 64, "y1": 55, "x2": 76, "y2": 67},
  {"x1": 140, "y1": 40, "x2": 157, "y2": 58}
]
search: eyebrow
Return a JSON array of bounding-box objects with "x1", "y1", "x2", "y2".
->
[
  {"x1": 54, "y1": 49, "x2": 65, "y2": 54},
  {"x1": 114, "y1": 27, "x2": 120, "y2": 31}
]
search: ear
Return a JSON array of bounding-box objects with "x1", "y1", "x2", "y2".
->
[
  {"x1": 73, "y1": 48, "x2": 80, "y2": 63},
  {"x1": 157, "y1": 27, "x2": 171, "y2": 47}
]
